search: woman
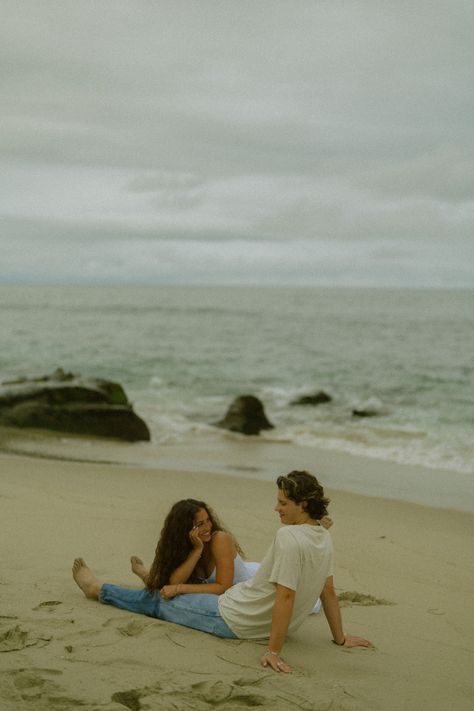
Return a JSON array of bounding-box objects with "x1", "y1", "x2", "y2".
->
[{"x1": 130, "y1": 498, "x2": 258, "y2": 599}]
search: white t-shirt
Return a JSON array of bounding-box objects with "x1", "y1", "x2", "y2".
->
[{"x1": 218, "y1": 524, "x2": 333, "y2": 639}]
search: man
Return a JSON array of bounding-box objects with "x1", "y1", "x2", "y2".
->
[{"x1": 73, "y1": 470, "x2": 372, "y2": 672}]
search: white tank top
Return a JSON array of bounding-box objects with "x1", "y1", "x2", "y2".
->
[{"x1": 204, "y1": 555, "x2": 259, "y2": 584}]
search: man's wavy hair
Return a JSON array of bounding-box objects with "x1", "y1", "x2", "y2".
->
[
  {"x1": 276, "y1": 470, "x2": 330, "y2": 520},
  {"x1": 146, "y1": 499, "x2": 243, "y2": 591}
]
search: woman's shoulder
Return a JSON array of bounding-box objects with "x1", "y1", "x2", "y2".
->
[{"x1": 210, "y1": 530, "x2": 235, "y2": 551}]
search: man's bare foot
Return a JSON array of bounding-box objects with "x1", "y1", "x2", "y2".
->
[
  {"x1": 72, "y1": 558, "x2": 102, "y2": 599},
  {"x1": 130, "y1": 556, "x2": 149, "y2": 584}
]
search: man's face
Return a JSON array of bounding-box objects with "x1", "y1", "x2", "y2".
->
[{"x1": 275, "y1": 488, "x2": 305, "y2": 525}]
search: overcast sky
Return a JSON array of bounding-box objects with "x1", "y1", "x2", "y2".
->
[{"x1": 1, "y1": 1, "x2": 473, "y2": 287}]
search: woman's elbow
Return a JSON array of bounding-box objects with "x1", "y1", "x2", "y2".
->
[{"x1": 216, "y1": 581, "x2": 232, "y2": 594}]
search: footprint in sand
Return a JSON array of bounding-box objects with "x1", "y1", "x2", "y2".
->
[
  {"x1": 109, "y1": 672, "x2": 318, "y2": 710},
  {"x1": 0, "y1": 625, "x2": 52, "y2": 653},
  {"x1": 102, "y1": 616, "x2": 153, "y2": 637},
  {"x1": 111, "y1": 689, "x2": 142, "y2": 711},
  {"x1": 117, "y1": 619, "x2": 151, "y2": 637},
  {"x1": 33, "y1": 600, "x2": 63, "y2": 611},
  {"x1": 0, "y1": 668, "x2": 85, "y2": 710},
  {"x1": 338, "y1": 591, "x2": 394, "y2": 606}
]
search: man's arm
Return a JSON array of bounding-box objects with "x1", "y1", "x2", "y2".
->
[
  {"x1": 260, "y1": 583, "x2": 295, "y2": 673},
  {"x1": 320, "y1": 576, "x2": 373, "y2": 648}
]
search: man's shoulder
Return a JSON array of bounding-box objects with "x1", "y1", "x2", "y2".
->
[
  {"x1": 276, "y1": 524, "x2": 330, "y2": 547},
  {"x1": 275, "y1": 526, "x2": 303, "y2": 549}
]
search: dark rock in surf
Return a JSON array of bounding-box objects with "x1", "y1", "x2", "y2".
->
[
  {"x1": 216, "y1": 395, "x2": 274, "y2": 436},
  {"x1": 352, "y1": 408, "x2": 379, "y2": 418},
  {"x1": 351, "y1": 397, "x2": 384, "y2": 418},
  {"x1": 291, "y1": 391, "x2": 332, "y2": 406},
  {"x1": 0, "y1": 368, "x2": 150, "y2": 441}
]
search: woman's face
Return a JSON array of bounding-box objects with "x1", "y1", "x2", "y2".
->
[{"x1": 192, "y1": 508, "x2": 213, "y2": 542}]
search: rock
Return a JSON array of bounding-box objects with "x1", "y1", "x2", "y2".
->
[
  {"x1": 216, "y1": 395, "x2": 274, "y2": 436},
  {"x1": 352, "y1": 408, "x2": 379, "y2": 418},
  {"x1": 291, "y1": 390, "x2": 332, "y2": 406},
  {"x1": 0, "y1": 369, "x2": 150, "y2": 441},
  {"x1": 352, "y1": 397, "x2": 383, "y2": 418}
]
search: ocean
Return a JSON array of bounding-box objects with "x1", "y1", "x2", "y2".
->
[{"x1": 1, "y1": 284, "x2": 473, "y2": 475}]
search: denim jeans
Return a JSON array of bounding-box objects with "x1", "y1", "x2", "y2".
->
[{"x1": 99, "y1": 584, "x2": 237, "y2": 639}]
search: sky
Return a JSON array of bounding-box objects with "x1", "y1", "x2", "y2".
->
[{"x1": 1, "y1": 1, "x2": 473, "y2": 287}]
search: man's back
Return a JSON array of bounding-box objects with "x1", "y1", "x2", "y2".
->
[{"x1": 218, "y1": 524, "x2": 333, "y2": 639}]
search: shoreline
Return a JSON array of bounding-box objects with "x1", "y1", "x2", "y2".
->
[
  {"x1": 1, "y1": 451, "x2": 472, "y2": 710},
  {"x1": 1, "y1": 425, "x2": 473, "y2": 513}
]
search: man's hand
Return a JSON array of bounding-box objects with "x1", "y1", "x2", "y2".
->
[
  {"x1": 337, "y1": 634, "x2": 373, "y2": 648},
  {"x1": 260, "y1": 651, "x2": 292, "y2": 673},
  {"x1": 320, "y1": 515, "x2": 333, "y2": 529}
]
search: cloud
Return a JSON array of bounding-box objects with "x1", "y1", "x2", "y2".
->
[{"x1": 1, "y1": 1, "x2": 473, "y2": 286}]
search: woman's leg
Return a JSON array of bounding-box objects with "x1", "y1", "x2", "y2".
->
[
  {"x1": 156, "y1": 593, "x2": 237, "y2": 638},
  {"x1": 73, "y1": 558, "x2": 159, "y2": 616},
  {"x1": 130, "y1": 556, "x2": 149, "y2": 584},
  {"x1": 73, "y1": 559, "x2": 236, "y2": 639},
  {"x1": 100, "y1": 584, "x2": 160, "y2": 617}
]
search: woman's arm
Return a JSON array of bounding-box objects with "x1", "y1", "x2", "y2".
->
[
  {"x1": 167, "y1": 548, "x2": 203, "y2": 586},
  {"x1": 320, "y1": 575, "x2": 373, "y2": 648},
  {"x1": 162, "y1": 531, "x2": 235, "y2": 597},
  {"x1": 168, "y1": 526, "x2": 204, "y2": 585},
  {"x1": 260, "y1": 583, "x2": 295, "y2": 673}
]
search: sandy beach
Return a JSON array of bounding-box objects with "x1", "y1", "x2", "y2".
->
[{"x1": 0, "y1": 444, "x2": 473, "y2": 711}]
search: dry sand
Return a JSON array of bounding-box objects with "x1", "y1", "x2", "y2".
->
[{"x1": 0, "y1": 449, "x2": 473, "y2": 711}]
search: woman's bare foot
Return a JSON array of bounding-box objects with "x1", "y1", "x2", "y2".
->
[
  {"x1": 130, "y1": 556, "x2": 149, "y2": 584},
  {"x1": 72, "y1": 558, "x2": 102, "y2": 599}
]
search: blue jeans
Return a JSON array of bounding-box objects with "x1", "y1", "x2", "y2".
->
[{"x1": 99, "y1": 584, "x2": 237, "y2": 639}]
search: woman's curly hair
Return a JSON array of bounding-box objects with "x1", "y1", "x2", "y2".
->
[
  {"x1": 146, "y1": 499, "x2": 243, "y2": 591},
  {"x1": 276, "y1": 470, "x2": 330, "y2": 520}
]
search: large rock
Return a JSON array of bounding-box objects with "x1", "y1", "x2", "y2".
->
[
  {"x1": 216, "y1": 395, "x2": 274, "y2": 436},
  {"x1": 0, "y1": 368, "x2": 150, "y2": 441},
  {"x1": 291, "y1": 390, "x2": 332, "y2": 406}
]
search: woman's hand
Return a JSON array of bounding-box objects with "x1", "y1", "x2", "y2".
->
[
  {"x1": 160, "y1": 584, "x2": 181, "y2": 599},
  {"x1": 260, "y1": 651, "x2": 292, "y2": 673},
  {"x1": 320, "y1": 515, "x2": 333, "y2": 529},
  {"x1": 189, "y1": 526, "x2": 205, "y2": 553}
]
